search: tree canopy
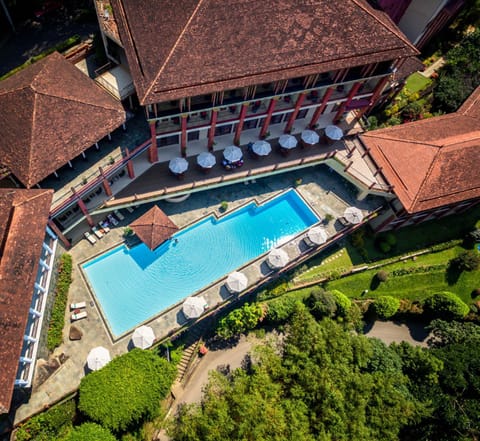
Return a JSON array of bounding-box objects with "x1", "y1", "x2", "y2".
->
[
  {"x1": 64, "y1": 423, "x2": 117, "y2": 441},
  {"x1": 78, "y1": 349, "x2": 176, "y2": 432}
]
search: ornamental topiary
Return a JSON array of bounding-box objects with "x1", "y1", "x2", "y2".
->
[
  {"x1": 329, "y1": 289, "x2": 352, "y2": 316},
  {"x1": 376, "y1": 270, "x2": 389, "y2": 282},
  {"x1": 373, "y1": 296, "x2": 400, "y2": 319},
  {"x1": 423, "y1": 292, "x2": 469, "y2": 320}
]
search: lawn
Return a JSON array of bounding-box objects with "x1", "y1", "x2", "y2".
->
[{"x1": 405, "y1": 72, "x2": 432, "y2": 94}]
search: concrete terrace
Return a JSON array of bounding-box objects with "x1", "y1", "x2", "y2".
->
[{"x1": 14, "y1": 166, "x2": 383, "y2": 424}]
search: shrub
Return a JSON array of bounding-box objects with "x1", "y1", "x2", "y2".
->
[
  {"x1": 265, "y1": 296, "x2": 301, "y2": 325},
  {"x1": 373, "y1": 296, "x2": 400, "y2": 319},
  {"x1": 305, "y1": 287, "x2": 337, "y2": 319},
  {"x1": 220, "y1": 201, "x2": 228, "y2": 212},
  {"x1": 65, "y1": 423, "x2": 117, "y2": 441},
  {"x1": 123, "y1": 226, "x2": 133, "y2": 237},
  {"x1": 47, "y1": 253, "x2": 73, "y2": 351},
  {"x1": 449, "y1": 250, "x2": 480, "y2": 272},
  {"x1": 78, "y1": 349, "x2": 176, "y2": 432},
  {"x1": 15, "y1": 399, "x2": 76, "y2": 441},
  {"x1": 376, "y1": 270, "x2": 389, "y2": 282},
  {"x1": 216, "y1": 303, "x2": 267, "y2": 339},
  {"x1": 350, "y1": 229, "x2": 365, "y2": 248},
  {"x1": 385, "y1": 232, "x2": 397, "y2": 246},
  {"x1": 379, "y1": 241, "x2": 391, "y2": 253},
  {"x1": 329, "y1": 289, "x2": 351, "y2": 316},
  {"x1": 423, "y1": 292, "x2": 469, "y2": 320}
]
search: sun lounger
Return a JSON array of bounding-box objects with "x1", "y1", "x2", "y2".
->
[
  {"x1": 114, "y1": 209, "x2": 125, "y2": 221},
  {"x1": 99, "y1": 221, "x2": 110, "y2": 232},
  {"x1": 92, "y1": 227, "x2": 104, "y2": 239},
  {"x1": 84, "y1": 232, "x2": 97, "y2": 245},
  {"x1": 126, "y1": 206, "x2": 134, "y2": 213},
  {"x1": 71, "y1": 310, "x2": 87, "y2": 321},
  {"x1": 107, "y1": 214, "x2": 119, "y2": 226},
  {"x1": 70, "y1": 301, "x2": 86, "y2": 310}
]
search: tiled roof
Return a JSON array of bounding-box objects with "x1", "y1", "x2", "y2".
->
[
  {"x1": 0, "y1": 188, "x2": 53, "y2": 414},
  {"x1": 0, "y1": 52, "x2": 126, "y2": 188},
  {"x1": 130, "y1": 206, "x2": 179, "y2": 250},
  {"x1": 111, "y1": 0, "x2": 418, "y2": 104},
  {"x1": 360, "y1": 86, "x2": 480, "y2": 213}
]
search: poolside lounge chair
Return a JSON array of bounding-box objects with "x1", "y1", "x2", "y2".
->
[
  {"x1": 99, "y1": 221, "x2": 110, "y2": 232},
  {"x1": 114, "y1": 209, "x2": 125, "y2": 221},
  {"x1": 70, "y1": 301, "x2": 86, "y2": 310},
  {"x1": 107, "y1": 214, "x2": 119, "y2": 226},
  {"x1": 84, "y1": 232, "x2": 97, "y2": 245},
  {"x1": 71, "y1": 310, "x2": 87, "y2": 321},
  {"x1": 92, "y1": 227, "x2": 104, "y2": 239},
  {"x1": 126, "y1": 206, "x2": 134, "y2": 213}
]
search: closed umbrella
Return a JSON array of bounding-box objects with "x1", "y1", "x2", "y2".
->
[
  {"x1": 343, "y1": 207, "x2": 364, "y2": 224},
  {"x1": 325, "y1": 125, "x2": 343, "y2": 141},
  {"x1": 226, "y1": 271, "x2": 248, "y2": 293},
  {"x1": 301, "y1": 130, "x2": 320, "y2": 145},
  {"x1": 279, "y1": 134, "x2": 298, "y2": 149},
  {"x1": 132, "y1": 325, "x2": 155, "y2": 349},
  {"x1": 223, "y1": 145, "x2": 243, "y2": 162},
  {"x1": 182, "y1": 296, "x2": 207, "y2": 319},
  {"x1": 306, "y1": 226, "x2": 328, "y2": 245},
  {"x1": 169, "y1": 157, "x2": 188, "y2": 174},
  {"x1": 267, "y1": 248, "x2": 289, "y2": 269},
  {"x1": 252, "y1": 140, "x2": 272, "y2": 156},
  {"x1": 87, "y1": 346, "x2": 111, "y2": 371},
  {"x1": 197, "y1": 152, "x2": 216, "y2": 169}
]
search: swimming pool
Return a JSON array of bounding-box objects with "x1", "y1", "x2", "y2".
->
[{"x1": 82, "y1": 190, "x2": 319, "y2": 337}]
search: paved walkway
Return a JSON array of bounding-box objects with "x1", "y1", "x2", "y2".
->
[{"x1": 364, "y1": 320, "x2": 429, "y2": 347}]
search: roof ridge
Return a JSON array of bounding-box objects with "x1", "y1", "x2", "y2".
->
[
  {"x1": 351, "y1": 0, "x2": 418, "y2": 54},
  {"x1": 363, "y1": 132, "x2": 442, "y2": 148},
  {"x1": 144, "y1": 0, "x2": 207, "y2": 100},
  {"x1": 411, "y1": 144, "x2": 442, "y2": 209},
  {"x1": 26, "y1": 91, "x2": 39, "y2": 187}
]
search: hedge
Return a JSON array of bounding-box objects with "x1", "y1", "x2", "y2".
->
[
  {"x1": 373, "y1": 296, "x2": 401, "y2": 319},
  {"x1": 330, "y1": 289, "x2": 352, "y2": 316},
  {"x1": 423, "y1": 292, "x2": 469, "y2": 320},
  {"x1": 47, "y1": 253, "x2": 72, "y2": 351}
]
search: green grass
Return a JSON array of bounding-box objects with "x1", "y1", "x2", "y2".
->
[{"x1": 405, "y1": 72, "x2": 432, "y2": 94}]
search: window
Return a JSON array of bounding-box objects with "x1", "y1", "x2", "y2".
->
[
  {"x1": 187, "y1": 131, "x2": 199, "y2": 141},
  {"x1": 296, "y1": 109, "x2": 308, "y2": 119},
  {"x1": 243, "y1": 119, "x2": 259, "y2": 130},
  {"x1": 158, "y1": 134, "x2": 179, "y2": 146},
  {"x1": 215, "y1": 124, "x2": 232, "y2": 136},
  {"x1": 270, "y1": 114, "x2": 283, "y2": 125}
]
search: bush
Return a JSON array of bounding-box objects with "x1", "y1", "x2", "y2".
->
[
  {"x1": 423, "y1": 292, "x2": 469, "y2": 320},
  {"x1": 350, "y1": 229, "x2": 365, "y2": 248},
  {"x1": 305, "y1": 287, "x2": 337, "y2": 319},
  {"x1": 47, "y1": 253, "x2": 72, "y2": 351},
  {"x1": 15, "y1": 399, "x2": 76, "y2": 441},
  {"x1": 449, "y1": 250, "x2": 480, "y2": 272},
  {"x1": 373, "y1": 296, "x2": 400, "y2": 319},
  {"x1": 385, "y1": 232, "x2": 397, "y2": 246},
  {"x1": 376, "y1": 270, "x2": 389, "y2": 282},
  {"x1": 379, "y1": 241, "x2": 391, "y2": 253},
  {"x1": 78, "y1": 349, "x2": 176, "y2": 432},
  {"x1": 265, "y1": 296, "x2": 301, "y2": 325},
  {"x1": 329, "y1": 289, "x2": 351, "y2": 316},
  {"x1": 65, "y1": 423, "x2": 117, "y2": 441},
  {"x1": 216, "y1": 303, "x2": 267, "y2": 339}
]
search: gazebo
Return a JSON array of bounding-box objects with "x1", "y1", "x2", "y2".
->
[{"x1": 129, "y1": 206, "x2": 179, "y2": 250}]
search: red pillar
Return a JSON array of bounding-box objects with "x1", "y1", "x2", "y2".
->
[
  {"x1": 353, "y1": 76, "x2": 391, "y2": 121},
  {"x1": 207, "y1": 109, "x2": 218, "y2": 151},
  {"x1": 180, "y1": 115, "x2": 188, "y2": 157},
  {"x1": 234, "y1": 103, "x2": 249, "y2": 145},
  {"x1": 309, "y1": 87, "x2": 334, "y2": 128},
  {"x1": 48, "y1": 219, "x2": 71, "y2": 249},
  {"x1": 333, "y1": 81, "x2": 363, "y2": 124},
  {"x1": 99, "y1": 167, "x2": 112, "y2": 197},
  {"x1": 125, "y1": 148, "x2": 135, "y2": 179},
  {"x1": 148, "y1": 122, "x2": 158, "y2": 163},
  {"x1": 259, "y1": 98, "x2": 277, "y2": 139},
  {"x1": 284, "y1": 93, "x2": 306, "y2": 133},
  {"x1": 72, "y1": 188, "x2": 94, "y2": 227}
]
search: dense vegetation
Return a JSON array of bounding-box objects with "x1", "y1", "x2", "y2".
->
[
  {"x1": 170, "y1": 305, "x2": 480, "y2": 440},
  {"x1": 64, "y1": 423, "x2": 117, "y2": 441},
  {"x1": 47, "y1": 253, "x2": 73, "y2": 351},
  {"x1": 78, "y1": 349, "x2": 176, "y2": 432}
]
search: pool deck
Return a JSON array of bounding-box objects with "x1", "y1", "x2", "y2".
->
[{"x1": 12, "y1": 166, "x2": 382, "y2": 425}]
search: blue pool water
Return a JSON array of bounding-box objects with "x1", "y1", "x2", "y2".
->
[{"x1": 82, "y1": 190, "x2": 319, "y2": 337}]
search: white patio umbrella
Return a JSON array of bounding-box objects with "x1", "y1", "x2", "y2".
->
[
  {"x1": 226, "y1": 271, "x2": 248, "y2": 293},
  {"x1": 223, "y1": 145, "x2": 243, "y2": 162},
  {"x1": 306, "y1": 226, "x2": 328, "y2": 245},
  {"x1": 169, "y1": 157, "x2": 188, "y2": 174},
  {"x1": 197, "y1": 152, "x2": 216, "y2": 169},
  {"x1": 87, "y1": 346, "x2": 111, "y2": 371},
  {"x1": 131, "y1": 325, "x2": 155, "y2": 349},
  {"x1": 343, "y1": 206, "x2": 364, "y2": 224},
  {"x1": 182, "y1": 296, "x2": 207, "y2": 319},
  {"x1": 279, "y1": 134, "x2": 298, "y2": 149},
  {"x1": 325, "y1": 125, "x2": 344, "y2": 141},
  {"x1": 301, "y1": 130, "x2": 320, "y2": 145},
  {"x1": 252, "y1": 140, "x2": 272, "y2": 156},
  {"x1": 267, "y1": 248, "x2": 289, "y2": 269}
]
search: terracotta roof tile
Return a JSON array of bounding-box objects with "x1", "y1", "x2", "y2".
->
[
  {"x1": 111, "y1": 0, "x2": 418, "y2": 104},
  {"x1": 0, "y1": 52, "x2": 126, "y2": 188},
  {"x1": 361, "y1": 86, "x2": 480, "y2": 213},
  {"x1": 130, "y1": 206, "x2": 178, "y2": 250},
  {"x1": 0, "y1": 188, "x2": 53, "y2": 414}
]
